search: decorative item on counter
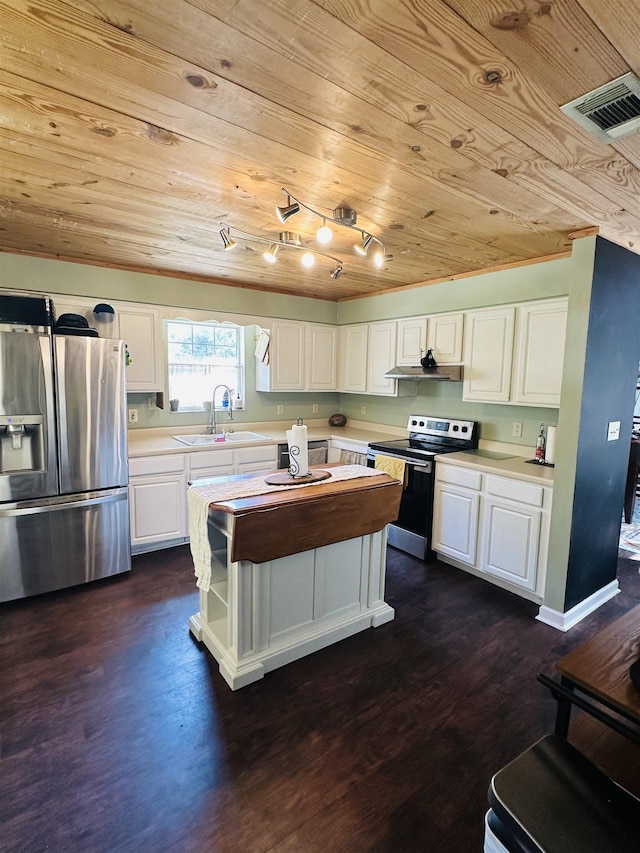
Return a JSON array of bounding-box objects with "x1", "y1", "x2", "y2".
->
[
  {"x1": 286, "y1": 421, "x2": 309, "y2": 477},
  {"x1": 535, "y1": 423, "x2": 546, "y2": 462},
  {"x1": 421, "y1": 348, "x2": 438, "y2": 369},
  {"x1": 125, "y1": 346, "x2": 132, "y2": 366},
  {"x1": 545, "y1": 425, "x2": 557, "y2": 466},
  {"x1": 329, "y1": 413, "x2": 347, "y2": 427},
  {"x1": 169, "y1": 399, "x2": 179, "y2": 412}
]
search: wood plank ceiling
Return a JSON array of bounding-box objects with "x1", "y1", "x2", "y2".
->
[{"x1": 2, "y1": 0, "x2": 640, "y2": 301}]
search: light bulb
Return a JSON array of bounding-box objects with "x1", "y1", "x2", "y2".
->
[
  {"x1": 301, "y1": 251, "x2": 315, "y2": 268},
  {"x1": 263, "y1": 244, "x2": 278, "y2": 263},
  {"x1": 355, "y1": 234, "x2": 373, "y2": 256},
  {"x1": 316, "y1": 222, "x2": 332, "y2": 244},
  {"x1": 373, "y1": 250, "x2": 384, "y2": 268}
]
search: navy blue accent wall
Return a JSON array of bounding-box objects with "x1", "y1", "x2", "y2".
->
[{"x1": 565, "y1": 238, "x2": 640, "y2": 610}]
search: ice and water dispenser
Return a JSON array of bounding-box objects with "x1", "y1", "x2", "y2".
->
[{"x1": 0, "y1": 414, "x2": 45, "y2": 474}]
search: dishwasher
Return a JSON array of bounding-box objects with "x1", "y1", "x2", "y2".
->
[{"x1": 277, "y1": 440, "x2": 328, "y2": 469}]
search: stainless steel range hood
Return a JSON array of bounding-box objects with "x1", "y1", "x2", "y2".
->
[{"x1": 384, "y1": 364, "x2": 463, "y2": 381}]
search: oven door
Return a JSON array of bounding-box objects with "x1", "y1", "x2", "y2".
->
[{"x1": 367, "y1": 452, "x2": 434, "y2": 560}]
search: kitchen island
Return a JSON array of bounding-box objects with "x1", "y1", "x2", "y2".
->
[{"x1": 187, "y1": 464, "x2": 403, "y2": 689}]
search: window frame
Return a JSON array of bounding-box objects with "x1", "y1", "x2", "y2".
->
[{"x1": 165, "y1": 318, "x2": 245, "y2": 412}]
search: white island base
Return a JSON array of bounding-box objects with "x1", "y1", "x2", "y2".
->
[{"x1": 189, "y1": 527, "x2": 394, "y2": 690}]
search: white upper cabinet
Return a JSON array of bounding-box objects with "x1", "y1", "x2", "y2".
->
[
  {"x1": 118, "y1": 306, "x2": 163, "y2": 392},
  {"x1": 427, "y1": 312, "x2": 464, "y2": 364},
  {"x1": 256, "y1": 320, "x2": 337, "y2": 392},
  {"x1": 268, "y1": 320, "x2": 306, "y2": 391},
  {"x1": 49, "y1": 295, "x2": 119, "y2": 338},
  {"x1": 49, "y1": 296, "x2": 163, "y2": 392},
  {"x1": 367, "y1": 321, "x2": 398, "y2": 396},
  {"x1": 396, "y1": 318, "x2": 427, "y2": 365},
  {"x1": 337, "y1": 324, "x2": 368, "y2": 393},
  {"x1": 462, "y1": 298, "x2": 567, "y2": 407},
  {"x1": 463, "y1": 306, "x2": 516, "y2": 403},
  {"x1": 306, "y1": 323, "x2": 338, "y2": 391},
  {"x1": 396, "y1": 312, "x2": 463, "y2": 365},
  {"x1": 511, "y1": 298, "x2": 567, "y2": 407}
]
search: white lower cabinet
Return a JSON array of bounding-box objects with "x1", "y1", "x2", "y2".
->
[
  {"x1": 129, "y1": 444, "x2": 277, "y2": 553},
  {"x1": 236, "y1": 445, "x2": 278, "y2": 474},
  {"x1": 129, "y1": 454, "x2": 188, "y2": 552},
  {"x1": 481, "y1": 496, "x2": 541, "y2": 591},
  {"x1": 433, "y1": 462, "x2": 552, "y2": 601},
  {"x1": 432, "y1": 466, "x2": 481, "y2": 566}
]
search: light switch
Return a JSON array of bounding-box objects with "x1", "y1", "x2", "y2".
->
[{"x1": 607, "y1": 421, "x2": 620, "y2": 441}]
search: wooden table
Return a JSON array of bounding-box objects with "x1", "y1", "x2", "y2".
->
[{"x1": 553, "y1": 604, "x2": 640, "y2": 741}]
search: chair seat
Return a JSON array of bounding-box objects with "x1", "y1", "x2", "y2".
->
[{"x1": 487, "y1": 735, "x2": 640, "y2": 852}]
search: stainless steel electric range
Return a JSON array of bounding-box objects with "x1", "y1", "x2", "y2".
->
[{"x1": 367, "y1": 414, "x2": 479, "y2": 560}]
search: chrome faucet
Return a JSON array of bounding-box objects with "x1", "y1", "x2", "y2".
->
[{"x1": 208, "y1": 384, "x2": 234, "y2": 435}]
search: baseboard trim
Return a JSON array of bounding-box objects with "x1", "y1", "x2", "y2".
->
[{"x1": 536, "y1": 580, "x2": 620, "y2": 631}]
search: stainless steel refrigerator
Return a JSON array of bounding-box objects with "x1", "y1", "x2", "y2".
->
[{"x1": 0, "y1": 293, "x2": 130, "y2": 602}]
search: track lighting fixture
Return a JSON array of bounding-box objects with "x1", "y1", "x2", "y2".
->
[
  {"x1": 220, "y1": 225, "x2": 342, "y2": 278},
  {"x1": 219, "y1": 227, "x2": 237, "y2": 250},
  {"x1": 330, "y1": 265, "x2": 343, "y2": 280},
  {"x1": 263, "y1": 243, "x2": 279, "y2": 263},
  {"x1": 276, "y1": 195, "x2": 301, "y2": 224},
  {"x1": 276, "y1": 188, "x2": 389, "y2": 267},
  {"x1": 355, "y1": 233, "x2": 374, "y2": 257}
]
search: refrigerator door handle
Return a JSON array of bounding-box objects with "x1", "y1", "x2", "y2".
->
[
  {"x1": 0, "y1": 489, "x2": 128, "y2": 518},
  {"x1": 55, "y1": 337, "x2": 70, "y2": 480}
]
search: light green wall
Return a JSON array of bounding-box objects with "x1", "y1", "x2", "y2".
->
[
  {"x1": 2, "y1": 249, "x2": 598, "y2": 613},
  {"x1": 0, "y1": 254, "x2": 338, "y2": 323},
  {"x1": 0, "y1": 253, "x2": 338, "y2": 428},
  {"x1": 544, "y1": 238, "x2": 596, "y2": 611},
  {"x1": 337, "y1": 257, "x2": 571, "y2": 323},
  {"x1": 0, "y1": 251, "x2": 566, "y2": 443},
  {"x1": 335, "y1": 256, "x2": 569, "y2": 443}
]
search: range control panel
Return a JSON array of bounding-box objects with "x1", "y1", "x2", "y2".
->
[{"x1": 407, "y1": 414, "x2": 477, "y2": 440}]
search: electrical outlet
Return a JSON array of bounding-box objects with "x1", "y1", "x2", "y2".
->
[
  {"x1": 128, "y1": 408, "x2": 138, "y2": 424},
  {"x1": 312, "y1": 403, "x2": 319, "y2": 414},
  {"x1": 277, "y1": 404, "x2": 284, "y2": 416},
  {"x1": 512, "y1": 422, "x2": 523, "y2": 438},
  {"x1": 360, "y1": 405, "x2": 366, "y2": 416}
]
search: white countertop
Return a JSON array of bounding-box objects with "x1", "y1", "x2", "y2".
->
[
  {"x1": 127, "y1": 419, "x2": 406, "y2": 458},
  {"x1": 435, "y1": 450, "x2": 555, "y2": 485}
]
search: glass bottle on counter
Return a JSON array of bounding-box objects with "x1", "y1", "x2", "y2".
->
[{"x1": 535, "y1": 423, "x2": 546, "y2": 463}]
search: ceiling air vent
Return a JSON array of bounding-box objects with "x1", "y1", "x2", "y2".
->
[{"x1": 561, "y1": 72, "x2": 640, "y2": 143}]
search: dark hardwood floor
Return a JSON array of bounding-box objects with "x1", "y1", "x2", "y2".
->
[{"x1": 2, "y1": 546, "x2": 639, "y2": 853}]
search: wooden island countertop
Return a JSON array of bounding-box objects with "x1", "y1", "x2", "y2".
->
[{"x1": 204, "y1": 465, "x2": 403, "y2": 564}]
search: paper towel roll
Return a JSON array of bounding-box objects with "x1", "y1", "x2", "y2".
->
[
  {"x1": 545, "y1": 425, "x2": 557, "y2": 465},
  {"x1": 286, "y1": 424, "x2": 309, "y2": 477}
]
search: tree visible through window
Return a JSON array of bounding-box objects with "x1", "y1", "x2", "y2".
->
[{"x1": 167, "y1": 320, "x2": 243, "y2": 410}]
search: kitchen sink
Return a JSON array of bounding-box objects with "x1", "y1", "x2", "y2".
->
[{"x1": 173, "y1": 431, "x2": 271, "y2": 446}]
